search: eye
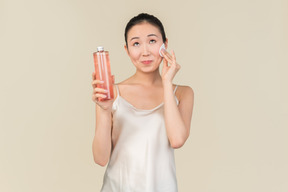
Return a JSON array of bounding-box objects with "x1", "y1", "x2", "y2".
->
[
  {"x1": 133, "y1": 42, "x2": 140, "y2": 47},
  {"x1": 149, "y1": 39, "x2": 156, "y2": 44}
]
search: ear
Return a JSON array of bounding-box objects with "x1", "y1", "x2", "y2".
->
[
  {"x1": 164, "y1": 38, "x2": 168, "y2": 49},
  {"x1": 124, "y1": 44, "x2": 129, "y2": 55}
]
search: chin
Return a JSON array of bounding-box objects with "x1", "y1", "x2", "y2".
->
[{"x1": 140, "y1": 66, "x2": 160, "y2": 73}]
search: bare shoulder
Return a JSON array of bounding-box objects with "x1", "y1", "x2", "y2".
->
[
  {"x1": 112, "y1": 78, "x2": 134, "y2": 99},
  {"x1": 112, "y1": 84, "x2": 118, "y2": 100},
  {"x1": 115, "y1": 77, "x2": 134, "y2": 89},
  {"x1": 175, "y1": 85, "x2": 194, "y2": 101}
]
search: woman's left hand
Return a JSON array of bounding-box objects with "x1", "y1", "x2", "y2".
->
[{"x1": 161, "y1": 49, "x2": 181, "y2": 83}]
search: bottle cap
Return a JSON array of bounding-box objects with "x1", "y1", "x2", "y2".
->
[{"x1": 97, "y1": 46, "x2": 104, "y2": 52}]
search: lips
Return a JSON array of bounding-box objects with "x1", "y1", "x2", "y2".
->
[{"x1": 141, "y1": 60, "x2": 153, "y2": 65}]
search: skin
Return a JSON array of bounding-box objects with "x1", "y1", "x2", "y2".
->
[{"x1": 91, "y1": 22, "x2": 194, "y2": 166}]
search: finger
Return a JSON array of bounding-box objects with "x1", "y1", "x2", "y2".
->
[
  {"x1": 94, "y1": 88, "x2": 108, "y2": 94},
  {"x1": 92, "y1": 94, "x2": 97, "y2": 102},
  {"x1": 92, "y1": 80, "x2": 104, "y2": 86},
  {"x1": 95, "y1": 93, "x2": 107, "y2": 99},
  {"x1": 111, "y1": 75, "x2": 115, "y2": 84},
  {"x1": 162, "y1": 56, "x2": 168, "y2": 67},
  {"x1": 162, "y1": 60, "x2": 168, "y2": 72},
  {"x1": 162, "y1": 51, "x2": 173, "y2": 65},
  {"x1": 176, "y1": 63, "x2": 181, "y2": 71},
  {"x1": 172, "y1": 50, "x2": 176, "y2": 61},
  {"x1": 92, "y1": 80, "x2": 104, "y2": 89},
  {"x1": 162, "y1": 49, "x2": 173, "y2": 61},
  {"x1": 92, "y1": 72, "x2": 96, "y2": 80},
  {"x1": 92, "y1": 93, "x2": 100, "y2": 102},
  {"x1": 170, "y1": 50, "x2": 178, "y2": 68},
  {"x1": 92, "y1": 96, "x2": 105, "y2": 105}
]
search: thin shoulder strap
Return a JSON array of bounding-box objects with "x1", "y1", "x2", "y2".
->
[
  {"x1": 173, "y1": 85, "x2": 178, "y2": 94},
  {"x1": 115, "y1": 84, "x2": 120, "y2": 96}
]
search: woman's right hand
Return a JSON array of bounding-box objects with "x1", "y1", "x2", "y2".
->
[{"x1": 91, "y1": 72, "x2": 114, "y2": 110}]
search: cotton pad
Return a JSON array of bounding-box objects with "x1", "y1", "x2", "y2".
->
[{"x1": 159, "y1": 43, "x2": 166, "y2": 57}]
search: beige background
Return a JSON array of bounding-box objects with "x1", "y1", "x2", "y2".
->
[{"x1": 1, "y1": 0, "x2": 287, "y2": 191}]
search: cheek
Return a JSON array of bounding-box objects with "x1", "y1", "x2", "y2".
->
[
  {"x1": 153, "y1": 46, "x2": 162, "y2": 58},
  {"x1": 152, "y1": 46, "x2": 160, "y2": 55},
  {"x1": 128, "y1": 49, "x2": 140, "y2": 59}
]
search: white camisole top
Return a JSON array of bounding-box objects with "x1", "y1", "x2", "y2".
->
[{"x1": 101, "y1": 85, "x2": 179, "y2": 192}]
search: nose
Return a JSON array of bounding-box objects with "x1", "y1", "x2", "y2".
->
[{"x1": 142, "y1": 44, "x2": 150, "y2": 56}]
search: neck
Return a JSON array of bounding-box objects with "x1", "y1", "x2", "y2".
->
[{"x1": 131, "y1": 68, "x2": 162, "y2": 86}]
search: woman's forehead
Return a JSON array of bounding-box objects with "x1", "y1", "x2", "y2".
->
[{"x1": 127, "y1": 22, "x2": 162, "y2": 39}]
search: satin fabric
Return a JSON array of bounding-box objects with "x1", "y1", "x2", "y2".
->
[{"x1": 101, "y1": 85, "x2": 179, "y2": 192}]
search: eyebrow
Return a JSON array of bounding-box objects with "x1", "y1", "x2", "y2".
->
[
  {"x1": 129, "y1": 34, "x2": 159, "y2": 41},
  {"x1": 147, "y1": 34, "x2": 158, "y2": 38},
  {"x1": 130, "y1": 37, "x2": 139, "y2": 41}
]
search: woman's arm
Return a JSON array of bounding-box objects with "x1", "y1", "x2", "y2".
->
[
  {"x1": 91, "y1": 73, "x2": 114, "y2": 166},
  {"x1": 161, "y1": 50, "x2": 194, "y2": 148},
  {"x1": 92, "y1": 106, "x2": 112, "y2": 166},
  {"x1": 163, "y1": 83, "x2": 194, "y2": 148}
]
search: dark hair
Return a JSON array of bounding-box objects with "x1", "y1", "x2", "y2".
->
[{"x1": 124, "y1": 13, "x2": 167, "y2": 47}]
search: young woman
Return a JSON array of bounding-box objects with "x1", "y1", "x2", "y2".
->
[{"x1": 92, "y1": 13, "x2": 194, "y2": 192}]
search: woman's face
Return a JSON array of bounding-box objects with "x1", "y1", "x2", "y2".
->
[{"x1": 125, "y1": 22, "x2": 167, "y2": 73}]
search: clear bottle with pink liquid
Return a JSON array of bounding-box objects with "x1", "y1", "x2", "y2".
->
[{"x1": 93, "y1": 46, "x2": 114, "y2": 101}]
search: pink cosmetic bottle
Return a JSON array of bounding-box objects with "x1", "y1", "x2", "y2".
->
[{"x1": 93, "y1": 46, "x2": 114, "y2": 101}]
